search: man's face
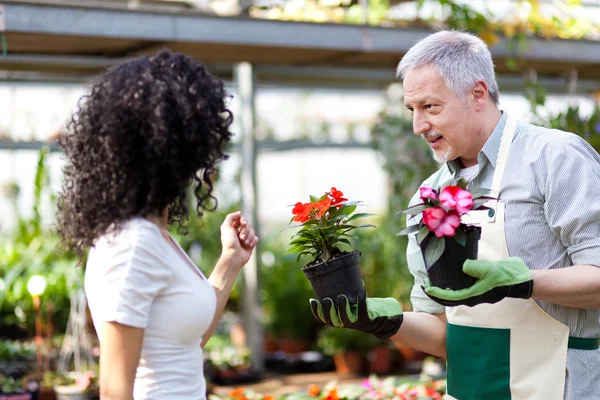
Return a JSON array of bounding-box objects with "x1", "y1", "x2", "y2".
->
[{"x1": 403, "y1": 65, "x2": 480, "y2": 165}]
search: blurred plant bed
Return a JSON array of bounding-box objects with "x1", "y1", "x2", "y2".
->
[
  {"x1": 264, "y1": 351, "x2": 334, "y2": 376},
  {"x1": 204, "y1": 334, "x2": 261, "y2": 386},
  {"x1": 210, "y1": 375, "x2": 446, "y2": 399},
  {"x1": 0, "y1": 374, "x2": 40, "y2": 400},
  {"x1": 0, "y1": 341, "x2": 36, "y2": 377},
  {"x1": 43, "y1": 370, "x2": 99, "y2": 400}
]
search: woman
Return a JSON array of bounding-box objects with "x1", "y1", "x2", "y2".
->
[{"x1": 57, "y1": 50, "x2": 258, "y2": 400}]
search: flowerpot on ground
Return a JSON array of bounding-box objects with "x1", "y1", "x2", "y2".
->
[
  {"x1": 263, "y1": 334, "x2": 278, "y2": 354},
  {"x1": 420, "y1": 226, "x2": 481, "y2": 290},
  {"x1": 395, "y1": 343, "x2": 428, "y2": 362},
  {"x1": 367, "y1": 345, "x2": 392, "y2": 375},
  {"x1": 277, "y1": 338, "x2": 310, "y2": 355},
  {"x1": 39, "y1": 387, "x2": 57, "y2": 400},
  {"x1": 52, "y1": 386, "x2": 89, "y2": 400},
  {"x1": 333, "y1": 351, "x2": 364, "y2": 376},
  {"x1": 302, "y1": 251, "x2": 365, "y2": 304}
]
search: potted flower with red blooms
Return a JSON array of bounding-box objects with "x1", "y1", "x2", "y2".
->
[
  {"x1": 397, "y1": 178, "x2": 495, "y2": 290},
  {"x1": 287, "y1": 187, "x2": 375, "y2": 304}
]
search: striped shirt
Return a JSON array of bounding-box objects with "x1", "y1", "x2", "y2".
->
[{"x1": 406, "y1": 112, "x2": 600, "y2": 399}]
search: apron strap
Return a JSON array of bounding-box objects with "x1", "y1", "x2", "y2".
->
[
  {"x1": 483, "y1": 116, "x2": 517, "y2": 223},
  {"x1": 568, "y1": 336, "x2": 600, "y2": 350}
]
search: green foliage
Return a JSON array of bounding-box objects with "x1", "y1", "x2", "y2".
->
[
  {"x1": 369, "y1": 107, "x2": 439, "y2": 305},
  {"x1": 0, "y1": 147, "x2": 80, "y2": 338},
  {"x1": 526, "y1": 81, "x2": 600, "y2": 152},
  {"x1": 260, "y1": 240, "x2": 321, "y2": 341},
  {"x1": 316, "y1": 325, "x2": 380, "y2": 355}
]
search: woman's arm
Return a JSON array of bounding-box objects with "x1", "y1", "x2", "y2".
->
[
  {"x1": 201, "y1": 211, "x2": 258, "y2": 347},
  {"x1": 99, "y1": 322, "x2": 144, "y2": 400}
]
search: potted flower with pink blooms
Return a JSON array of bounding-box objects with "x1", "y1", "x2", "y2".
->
[{"x1": 397, "y1": 178, "x2": 495, "y2": 290}]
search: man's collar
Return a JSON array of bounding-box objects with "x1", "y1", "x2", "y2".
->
[{"x1": 447, "y1": 111, "x2": 507, "y2": 174}]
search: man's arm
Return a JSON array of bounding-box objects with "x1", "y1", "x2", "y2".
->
[
  {"x1": 536, "y1": 137, "x2": 600, "y2": 309},
  {"x1": 532, "y1": 265, "x2": 600, "y2": 309},
  {"x1": 391, "y1": 312, "x2": 447, "y2": 358}
]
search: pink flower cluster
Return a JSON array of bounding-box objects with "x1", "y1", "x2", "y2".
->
[{"x1": 419, "y1": 186, "x2": 474, "y2": 238}]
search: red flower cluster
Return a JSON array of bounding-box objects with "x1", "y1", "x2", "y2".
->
[{"x1": 292, "y1": 187, "x2": 347, "y2": 223}]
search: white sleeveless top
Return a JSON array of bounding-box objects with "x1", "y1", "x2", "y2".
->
[{"x1": 85, "y1": 218, "x2": 216, "y2": 399}]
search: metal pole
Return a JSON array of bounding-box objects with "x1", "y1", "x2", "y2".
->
[{"x1": 233, "y1": 62, "x2": 263, "y2": 373}]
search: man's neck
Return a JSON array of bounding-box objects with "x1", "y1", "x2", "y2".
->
[{"x1": 459, "y1": 108, "x2": 502, "y2": 168}]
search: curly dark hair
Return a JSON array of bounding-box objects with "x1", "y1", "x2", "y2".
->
[{"x1": 57, "y1": 50, "x2": 234, "y2": 257}]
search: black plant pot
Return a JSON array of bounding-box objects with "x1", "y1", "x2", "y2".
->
[
  {"x1": 302, "y1": 251, "x2": 364, "y2": 304},
  {"x1": 420, "y1": 227, "x2": 481, "y2": 290}
]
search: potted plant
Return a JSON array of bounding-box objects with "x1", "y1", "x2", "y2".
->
[
  {"x1": 316, "y1": 327, "x2": 377, "y2": 376},
  {"x1": 51, "y1": 371, "x2": 98, "y2": 400},
  {"x1": 286, "y1": 187, "x2": 375, "y2": 303},
  {"x1": 0, "y1": 375, "x2": 39, "y2": 400},
  {"x1": 396, "y1": 178, "x2": 495, "y2": 290}
]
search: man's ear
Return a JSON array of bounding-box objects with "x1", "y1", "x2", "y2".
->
[{"x1": 471, "y1": 80, "x2": 489, "y2": 111}]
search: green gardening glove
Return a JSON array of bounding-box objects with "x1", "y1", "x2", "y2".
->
[
  {"x1": 310, "y1": 290, "x2": 403, "y2": 340},
  {"x1": 423, "y1": 257, "x2": 534, "y2": 307}
]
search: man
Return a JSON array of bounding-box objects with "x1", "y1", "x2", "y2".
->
[{"x1": 310, "y1": 30, "x2": 600, "y2": 400}]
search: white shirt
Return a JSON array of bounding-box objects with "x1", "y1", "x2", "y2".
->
[
  {"x1": 458, "y1": 164, "x2": 479, "y2": 182},
  {"x1": 85, "y1": 218, "x2": 216, "y2": 400}
]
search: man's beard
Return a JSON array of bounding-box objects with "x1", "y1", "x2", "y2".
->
[
  {"x1": 431, "y1": 147, "x2": 451, "y2": 164},
  {"x1": 423, "y1": 131, "x2": 451, "y2": 164}
]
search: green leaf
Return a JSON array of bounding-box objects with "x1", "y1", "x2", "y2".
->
[
  {"x1": 456, "y1": 177, "x2": 469, "y2": 189},
  {"x1": 338, "y1": 238, "x2": 351, "y2": 247},
  {"x1": 398, "y1": 204, "x2": 428, "y2": 216},
  {"x1": 340, "y1": 205, "x2": 357, "y2": 215},
  {"x1": 286, "y1": 245, "x2": 306, "y2": 254},
  {"x1": 470, "y1": 188, "x2": 494, "y2": 198},
  {"x1": 424, "y1": 236, "x2": 445, "y2": 268},
  {"x1": 417, "y1": 226, "x2": 430, "y2": 245},
  {"x1": 344, "y1": 201, "x2": 363, "y2": 206},
  {"x1": 354, "y1": 224, "x2": 376, "y2": 229},
  {"x1": 309, "y1": 195, "x2": 320, "y2": 203},
  {"x1": 302, "y1": 218, "x2": 320, "y2": 225},
  {"x1": 454, "y1": 228, "x2": 466, "y2": 247},
  {"x1": 289, "y1": 237, "x2": 313, "y2": 245},
  {"x1": 396, "y1": 224, "x2": 421, "y2": 236},
  {"x1": 346, "y1": 212, "x2": 376, "y2": 222},
  {"x1": 473, "y1": 199, "x2": 493, "y2": 209}
]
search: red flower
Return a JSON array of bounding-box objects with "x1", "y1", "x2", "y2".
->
[
  {"x1": 439, "y1": 186, "x2": 474, "y2": 214},
  {"x1": 307, "y1": 384, "x2": 320, "y2": 397},
  {"x1": 314, "y1": 197, "x2": 333, "y2": 218},
  {"x1": 324, "y1": 388, "x2": 339, "y2": 400},
  {"x1": 229, "y1": 388, "x2": 245, "y2": 398},
  {"x1": 292, "y1": 202, "x2": 314, "y2": 223},
  {"x1": 329, "y1": 187, "x2": 348, "y2": 205},
  {"x1": 423, "y1": 207, "x2": 460, "y2": 238}
]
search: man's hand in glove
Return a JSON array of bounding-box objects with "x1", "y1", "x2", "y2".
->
[
  {"x1": 424, "y1": 257, "x2": 534, "y2": 307},
  {"x1": 309, "y1": 290, "x2": 403, "y2": 340}
]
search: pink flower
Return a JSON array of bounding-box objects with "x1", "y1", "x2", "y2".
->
[
  {"x1": 75, "y1": 372, "x2": 94, "y2": 391},
  {"x1": 439, "y1": 186, "x2": 474, "y2": 213},
  {"x1": 419, "y1": 186, "x2": 437, "y2": 201},
  {"x1": 423, "y1": 207, "x2": 460, "y2": 238},
  {"x1": 361, "y1": 379, "x2": 373, "y2": 390}
]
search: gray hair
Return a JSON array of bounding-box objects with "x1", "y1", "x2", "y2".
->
[{"x1": 396, "y1": 30, "x2": 500, "y2": 106}]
